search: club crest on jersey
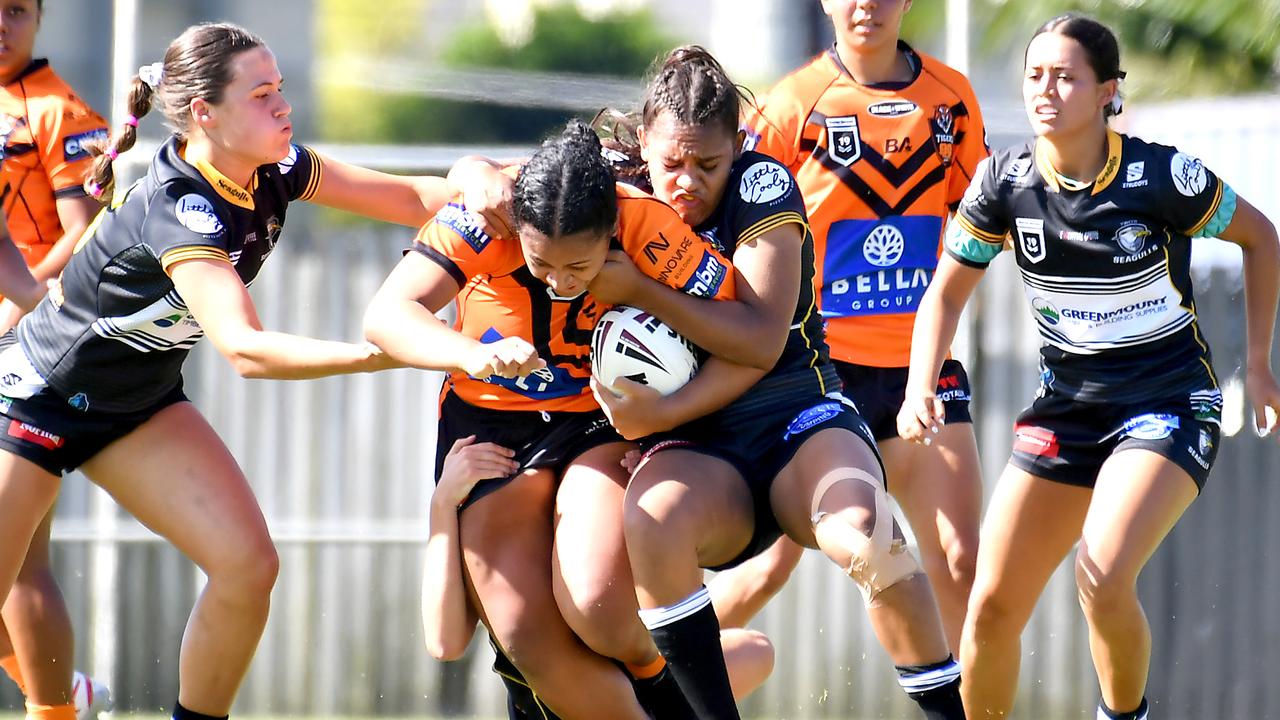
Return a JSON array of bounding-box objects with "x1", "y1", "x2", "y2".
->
[
  {"x1": 1014, "y1": 217, "x2": 1047, "y2": 263},
  {"x1": 931, "y1": 105, "x2": 955, "y2": 167},
  {"x1": 825, "y1": 116, "x2": 862, "y2": 166},
  {"x1": 738, "y1": 161, "x2": 792, "y2": 205},
  {"x1": 1114, "y1": 221, "x2": 1152, "y2": 255},
  {"x1": 175, "y1": 194, "x2": 225, "y2": 236}
]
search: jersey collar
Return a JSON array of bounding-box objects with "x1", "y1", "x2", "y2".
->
[
  {"x1": 826, "y1": 41, "x2": 921, "y2": 91},
  {"x1": 1034, "y1": 129, "x2": 1123, "y2": 196},
  {"x1": 1, "y1": 58, "x2": 49, "y2": 87},
  {"x1": 183, "y1": 148, "x2": 258, "y2": 210}
]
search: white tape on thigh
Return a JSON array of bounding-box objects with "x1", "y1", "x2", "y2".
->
[{"x1": 810, "y1": 468, "x2": 921, "y2": 604}]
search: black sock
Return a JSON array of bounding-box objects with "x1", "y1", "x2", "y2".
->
[
  {"x1": 172, "y1": 702, "x2": 229, "y2": 720},
  {"x1": 895, "y1": 655, "x2": 965, "y2": 720},
  {"x1": 631, "y1": 665, "x2": 698, "y2": 720},
  {"x1": 1099, "y1": 697, "x2": 1149, "y2": 720},
  {"x1": 639, "y1": 586, "x2": 740, "y2": 720}
]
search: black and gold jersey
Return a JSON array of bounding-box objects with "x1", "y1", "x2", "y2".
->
[
  {"x1": 946, "y1": 130, "x2": 1235, "y2": 403},
  {"x1": 694, "y1": 150, "x2": 836, "y2": 409},
  {"x1": 15, "y1": 136, "x2": 322, "y2": 413}
]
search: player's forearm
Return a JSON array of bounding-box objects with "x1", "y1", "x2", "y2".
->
[
  {"x1": 0, "y1": 239, "x2": 44, "y2": 311},
  {"x1": 363, "y1": 297, "x2": 478, "y2": 374},
  {"x1": 219, "y1": 330, "x2": 387, "y2": 380},
  {"x1": 422, "y1": 499, "x2": 478, "y2": 660},
  {"x1": 631, "y1": 280, "x2": 784, "y2": 370},
  {"x1": 657, "y1": 357, "x2": 768, "y2": 430},
  {"x1": 906, "y1": 287, "x2": 964, "y2": 397},
  {"x1": 1242, "y1": 231, "x2": 1280, "y2": 371}
]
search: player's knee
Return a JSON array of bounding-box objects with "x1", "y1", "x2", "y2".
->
[
  {"x1": 936, "y1": 534, "x2": 978, "y2": 592},
  {"x1": 561, "y1": 582, "x2": 649, "y2": 663},
  {"x1": 965, "y1": 583, "x2": 1026, "y2": 640},
  {"x1": 814, "y1": 510, "x2": 921, "y2": 605},
  {"x1": 210, "y1": 538, "x2": 280, "y2": 601},
  {"x1": 1074, "y1": 550, "x2": 1136, "y2": 616}
]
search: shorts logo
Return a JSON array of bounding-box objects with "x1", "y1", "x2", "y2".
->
[
  {"x1": 738, "y1": 161, "x2": 792, "y2": 205},
  {"x1": 1190, "y1": 389, "x2": 1222, "y2": 425},
  {"x1": 1114, "y1": 221, "x2": 1152, "y2": 255},
  {"x1": 825, "y1": 116, "x2": 862, "y2": 166},
  {"x1": 1031, "y1": 298, "x2": 1060, "y2": 325},
  {"x1": 7, "y1": 420, "x2": 64, "y2": 450},
  {"x1": 1122, "y1": 413, "x2": 1180, "y2": 440},
  {"x1": 1013, "y1": 424, "x2": 1058, "y2": 458},
  {"x1": 63, "y1": 128, "x2": 109, "y2": 162},
  {"x1": 936, "y1": 373, "x2": 970, "y2": 402},
  {"x1": 862, "y1": 225, "x2": 905, "y2": 268},
  {"x1": 174, "y1": 194, "x2": 225, "y2": 236},
  {"x1": 784, "y1": 402, "x2": 843, "y2": 440},
  {"x1": 277, "y1": 145, "x2": 298, "y2": 174},
  {"x1": 682, "y1": 252, "x2": 727, "y2": 298},
  {"x1": 1170, "y1": 152, "x2": 1208, "y2": 197},
  {"x1": 1015, "y1": 217, "x2": 1047, "y2": 263},
  {"x1": 1198, "y1": 428, "x2": 1213, "y2": 456},
  {"x1": 68, "y1": 393, "x2": 89, "y2": 412},
  {"x1": 867, "y1": 101, "x2": 918, "y2": 117},
  {"x1": 435, "y1": 203, "x2": 491, "y2": 253}
]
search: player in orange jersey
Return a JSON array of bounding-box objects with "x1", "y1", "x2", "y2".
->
[
  {"x1": 0, "y1": 1, "x2": 112, "y2": 716},
  {"x1": 742, "y1": 0, "x2": 990, "y2": 652},
  {"x1": 366, "y1": 120, "x2": 775, "y2": 720}
]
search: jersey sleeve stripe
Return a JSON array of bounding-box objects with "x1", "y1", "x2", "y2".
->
[
  {"x1": 955, "y1": 213, "x2": 1005, "y2": 243},
  {"x1": 299, "y1": 148, "x2": 323, "y2": 201},
  {"x1": 944, "y1": 220, "x2": 1002, "y2": 269},
  {"x1": 409, "y1": 243, "x2": 467, "y2": 289},
  {"x1": 159, "y1": 246, "x2": 232, "y2": 273},
  {"x1": 737, "y1": 211, "x2": 807, "y2": 246},
  {"x1": 1187, "y1": 180, "x2": 1226, "y2": 237}
]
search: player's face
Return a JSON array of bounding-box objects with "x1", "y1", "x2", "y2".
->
[
  {"x1": 640, "y1": 111, "x2": 739, "y2": 228},
  {"x1": 822, "y1": 0, "x2": 912, "y2": 52},
  {"x1": 0, "y1": 0, "x2": 40, "y2": 81},
  {"x1": 519, "y1": 225, "x2": 610, "y2": 300},
  {"x1": 1023, "y1": 32, "x2": 1115, "y2": 138},
  {"x1": 199, "y1": 46, "x2": 293, "y2": 167}
]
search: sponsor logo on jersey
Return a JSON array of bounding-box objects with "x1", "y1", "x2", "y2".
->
[
  {"x1": 1032, "y1": 297, "x2": 1060, "y2": 325},
  {"x1": 1170, "y1": 152, "x2": 1208, "y2": 197},
  {"x1": 682, "y1": 252, "x2": 727, "y2": 298},
  {"x1": 1059, "y1": 229, "x2": 1099, "y2": 243},
  {"x1": 867, "y1": 100, "x2": 918, "y2": 117},
  {"x1": 7, "y1": 419, "x2": 64, "y2": 450},
  {"x1": 278, "y1": 145, "x2": 298, "y2": 174},
  {"x1": 738, "y1": 161, "x2": 792, "y2": 205},
  {"x1": 1002, "y1": 158, "x2": 1033, "y2": 183},
  {"x1": 174, "y1": 193, "x2": 225, "y2": 236},
  {"x1": 1122, "y1": 413, "x2": 1179, "y2": 441},
  {"x1": 1014, "y1": 217, "x2": 1046, "y2": 263},
  {"x1": 862, "y1": 224, "x2": 905, "y2": 268},
  {"x1": 435, "y1": 203, "x2": 490, "y2": 253},
  {"x1": 1122, "y1": 160, "x2": 1148, "y2": 188},
  {"x1": 931, "y1": 105, "x2": 955, "y2": 166},
  {"x1": 654, "y1": 234, "x2": 695, "y2": 286},
  {"x1": 1056, "y1": 297, "x2": 1169, "y2": 325},
  {"x1": 784, "y1": 402, "x2": 843, "y2": 440},
  {"x1": 474, "y1": 327, "x2": 586, "y2": 400},
  {"x1": 1012, "y1": 424, "x2": 1058, "y2": 457},
  {"x1": 63, "y1": 128, "x2": 109, "y2": 162},
  {"x1": 825, "y1": 116, "x2": 862, "y2": 166}
]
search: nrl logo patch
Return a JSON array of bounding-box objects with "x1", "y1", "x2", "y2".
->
[{"x1": 825, "y1": 116, "x2": 862, "y2": 166}]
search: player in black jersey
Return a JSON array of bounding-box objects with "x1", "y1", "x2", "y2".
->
[
  {"x1": 0, "y1": 22, "x2": 489, "y2": 720},
  {"x1": 587, "y1": 46, "x2": 963, "y2": 720},
  {"x1": 899, "y1": 15, "x2": 1280, "y2": 720}
]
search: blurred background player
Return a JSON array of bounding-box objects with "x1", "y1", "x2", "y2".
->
[
  {"x1": 899, "y1": 14, "x2": 1280, "y2": 720},
  {"x1": 740, "y1": 0, "x2": 989, "y2": 652},
  {"x1": 0, "y1": 0, "x2": 112, "y2": 718}
]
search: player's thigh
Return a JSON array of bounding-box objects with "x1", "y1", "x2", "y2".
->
[
  {"x1": 552, "y1": 442, "x2": 635, "y2": 604},
  {"x1": 79, "y1": 401, "x2": 274, "y2": 575},
  {"x1": 0, "y1": 452, "x2": 60, "y2": 596},
  {"x1": 769, "y1": 426, "x2": 886, "y2": 548},
  {"x1": 879, "y1": 423, "x2": 983, "y2": 553}
]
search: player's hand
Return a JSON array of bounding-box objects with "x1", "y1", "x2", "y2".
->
[
  {"x1": 896, "y1": 390, "x2": 945, "y2": 445},
  {"x1": 591, "y1": 376, "x2": 672, "y2": 440},
  {"x1": 621, "y1": 448, "x2": 645, "y2": 475},
  {"x1": 459, "y1": 167, "x2": 515, "y2": 240},
  {"x1": 1246, "y1": 365, "x2": 1280, "y2": 439},
  {"x1": 586, "y1": 250, "x2": 645, "y2": 305},
  {"x1": 435, "y1": 435, "x2": 518, "y2": 508},
  {"x1": 463, "y1": 337, "x2": 545, "y2": 380}
]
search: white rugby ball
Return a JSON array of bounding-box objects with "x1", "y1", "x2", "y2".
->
[{"x1": 591, "y1": 306, "x2": 699, "y2": 396}]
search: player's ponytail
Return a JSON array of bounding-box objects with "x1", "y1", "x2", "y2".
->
[
  {"x1": 84, "y1": 22, "x2": 265, "y2": 203},
  {"x1": 513, "y1": 119, "x2": 618, "y2": 240}
]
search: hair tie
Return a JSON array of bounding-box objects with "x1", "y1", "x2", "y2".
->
[
  {"x1": 107, "y1": 149, "x2": 119, "y2": 161},
  {"x1": 138, "y1": 62, "x2": 164, "y2": 89},
  {"x1": 87, "y1": 181, "x2": 104, "y2": 198},
  {"x1": 123, "y1": 114, "x2": 139, "y2": 128}
]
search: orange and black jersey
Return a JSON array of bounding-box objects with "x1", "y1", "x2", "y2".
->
[
  {"x1": 745, "y1": 43, "x2": 988, "y2": 367},
  {"x1": 414, "y1": 182, "x2": 735, "y2": 413},
  {"x1": 16, "y1": 137, "x2": 322, "y2": 413},
  {"x1": 0, "y1": 60, "x2": 108, "y2": 265},
  {"x1": 692, "y1": 149, "x2": 835, "y2": 414}
]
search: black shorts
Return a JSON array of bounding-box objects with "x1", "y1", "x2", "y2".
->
[
  {"x1": 834, "y1": 358, "x2": 973, "y2": 442},
  {"x1": 489, "y1": 636, "x2": 560, "y2": 720},
  {"x1": 435, "y1": 391, "x2": 626, "y2": 510},
  {"x1": 1009, "y1": 387, "x2": 1222, "y2": 491},
  {"x1": 0, "y1": 343, "x2": 187, "y2": 475},
  {"x1": 643, "y1": 368, "x2": 882, "y2": 570}
]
